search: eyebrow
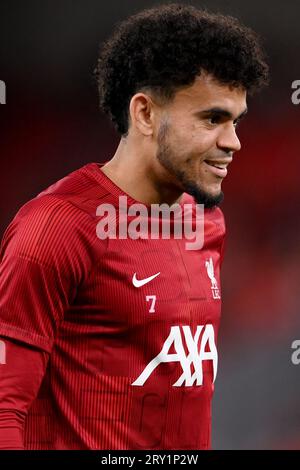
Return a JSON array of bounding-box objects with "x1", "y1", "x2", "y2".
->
[{"x1": 198, "y1": 107, "x2": 248, "y2": 121}]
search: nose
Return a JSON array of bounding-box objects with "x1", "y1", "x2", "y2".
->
[{"x1": 216, "y1": 124, "x2": 241, "y2": 153}]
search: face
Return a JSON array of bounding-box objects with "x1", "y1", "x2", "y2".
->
[{"x1": 155, "y1": 73, "x2": 247, "y2": 208}]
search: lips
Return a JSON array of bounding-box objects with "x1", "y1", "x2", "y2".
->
[
  {"x1": 204, "y1": 159, "x2": 232, "y2": 178},
  {"x1": 204, "y1": 159, "x2": 232, "y2": 168}
]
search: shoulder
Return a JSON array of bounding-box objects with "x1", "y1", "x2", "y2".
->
[
  {"x1": 2, "y1": 162, "x2": 111, "y2": 258},
  {"x1": 0, "y1": 193, "x2": 94, "y2": 280},
  {"x1": 36, "y1": 162, "x2": 112, "y2": 213}
]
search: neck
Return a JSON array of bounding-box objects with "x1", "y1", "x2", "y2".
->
[{"x1": 101, "y1": 138, "x2": 183, "y2": 206}]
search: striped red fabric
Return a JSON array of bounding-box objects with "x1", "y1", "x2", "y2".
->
[{"x1": 0, "y1": 162, "x2": 225, "y2": 449}]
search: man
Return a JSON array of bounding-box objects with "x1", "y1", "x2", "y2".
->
[{"x1": 0, "y1": 4, "x2": 268, "y2": 449}]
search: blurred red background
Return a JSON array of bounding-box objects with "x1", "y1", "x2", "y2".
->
[{"x1": 1, "y1": 0, "x2": 300, "y2": 449}]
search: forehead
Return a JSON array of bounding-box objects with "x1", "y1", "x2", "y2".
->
[{"x1": 170, "y1": 73, "x2": 247, "y2": 114}]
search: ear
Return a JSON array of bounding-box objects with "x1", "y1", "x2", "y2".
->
[{"x1": 129, "y1": 93, "x2": 157, "y2": 136}]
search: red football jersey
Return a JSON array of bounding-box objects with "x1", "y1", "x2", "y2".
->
[{"x1": 0, "y1": 162, "x2": 225, "y2": 449}]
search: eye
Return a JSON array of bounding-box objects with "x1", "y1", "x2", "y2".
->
[{"x1": 208, "y1": 115, "x2": 221, "y2": 125}]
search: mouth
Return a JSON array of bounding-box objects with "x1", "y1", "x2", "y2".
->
[{"x1": 203, "y1": 159, "x2": 232, "y2": 178}]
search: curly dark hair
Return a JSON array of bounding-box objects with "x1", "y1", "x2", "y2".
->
[{"x1": 95, "y1": 3, "x2": 269, "y2": 135}]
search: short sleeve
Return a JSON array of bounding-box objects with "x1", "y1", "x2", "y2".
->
[{"x1": 0, "y1": 195, "x2": 91, "y2": 353}]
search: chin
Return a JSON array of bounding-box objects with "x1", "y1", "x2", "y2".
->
[
  {"x1": 183, "y1": 180, "x2": 224, "y2": 208},
  {"x1": 207, "y1": 188, "x2": 222, "y2": 198}
]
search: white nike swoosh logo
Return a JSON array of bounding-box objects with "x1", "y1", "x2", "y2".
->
[{"x1": 132, "y1": 272, "x2": 160, "y2": 288}]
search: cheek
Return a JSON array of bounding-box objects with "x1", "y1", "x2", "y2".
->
[
  {"x1": 184, "y1": 138, "x2": 214, "y2": 163},
  {"x1": 189, "y1": 124, "x2": 217, "y2": 154},
  {"x1": 196, "y1": 128, "x2": 217, "y2": 145},
  {"x1": 168, "y1": 121, "x2": 216, "y2": 159}
]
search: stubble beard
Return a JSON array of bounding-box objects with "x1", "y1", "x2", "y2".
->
[{"x1": 156, "y1": 120, "x2": 224, "y2": 209}]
